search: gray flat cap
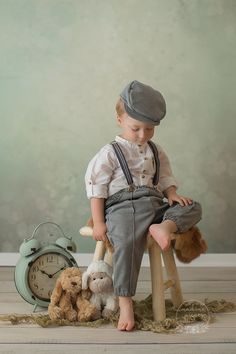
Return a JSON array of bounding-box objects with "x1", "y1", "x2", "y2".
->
[{"x1": 120, "y1": 80, "x2": 166, "y2": 125}]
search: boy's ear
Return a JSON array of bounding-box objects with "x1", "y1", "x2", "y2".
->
[
  {"x1": 117, "y1": 113, "x2": 126, "y2": 125},
  {"x1": 116, "y1": 115, "x2": 122, "y2": 125}
]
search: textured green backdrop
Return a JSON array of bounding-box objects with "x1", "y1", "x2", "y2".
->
[{"x1": 0, "y1": 0, "x2": 235, "y2": 253}]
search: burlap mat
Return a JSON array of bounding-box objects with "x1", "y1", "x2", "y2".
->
[{"x1": 0, "y1": 296, "x2": 235, "y2": 333}]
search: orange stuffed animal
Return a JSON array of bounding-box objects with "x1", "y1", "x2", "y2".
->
[{"x1": 172, "y1": 226, "x2": 207, "y2": 263}]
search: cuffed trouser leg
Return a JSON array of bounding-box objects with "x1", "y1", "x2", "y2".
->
[{"x1": 157, "y1": 201, "x2": 202, "y2": 233}]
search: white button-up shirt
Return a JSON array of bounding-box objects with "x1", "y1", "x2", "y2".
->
[{"x1": 85, "y1": 136, "x2": 178, "y2": 199}]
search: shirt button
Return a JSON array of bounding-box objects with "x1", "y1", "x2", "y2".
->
[
  {"x1": 142, "y1": 175, "x2": 145, "y2": 178},
  {"x1": 143, "y1": 170, "x2": 146, "y2": 173},
  {"x1": 144, "y1": 157, "x2": 148, "y2": 160},
  {"x1": 139, "y1": 150, "x2": 143, "y2": 153}
]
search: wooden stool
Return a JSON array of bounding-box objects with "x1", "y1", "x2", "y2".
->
[{"x1": 80, "y1": 226, "x2": 183, "y2": 322}]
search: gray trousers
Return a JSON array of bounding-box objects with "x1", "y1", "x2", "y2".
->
[{"x1": 105, "y1": 186, "x2": 202, "y2": 297}]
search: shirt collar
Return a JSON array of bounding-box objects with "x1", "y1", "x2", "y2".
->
[{"x1": 115, "y1": 135, "x2": 148, "y2": 149}]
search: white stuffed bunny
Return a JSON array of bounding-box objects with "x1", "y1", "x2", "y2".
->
[{"x1": 82, "y1": 260, "x2": 118, "y2": 319}]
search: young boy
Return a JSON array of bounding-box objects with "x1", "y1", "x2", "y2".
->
[{"x1": 85, "y1": 80, "x2": 202, "y2": 331}]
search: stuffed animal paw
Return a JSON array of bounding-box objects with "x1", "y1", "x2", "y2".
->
[
  {"x1": 76, "y1": 297, "x2": 100, "y2": 322},
  {"x1": 48, "y1": 304, "x2": 62, "y2": 321}
]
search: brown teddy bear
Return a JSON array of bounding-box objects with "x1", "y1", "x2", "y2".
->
[
  {"x1": 48, "y1": 267, "x2": 100, "y2": 322},
  {"x1": 172, "y1": 226, "x2": 207, "y2": 263},
  {"x1": 82, "y1": 260, "x2": 118, "y2": 319}
]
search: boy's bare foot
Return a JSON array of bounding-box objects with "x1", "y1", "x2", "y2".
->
[
  {"x1": 149, "y1": 220, "x2": 177, "y2": 251},
  {"x1": 118, "y1": 297, "x2": 135, "y2": 331}
]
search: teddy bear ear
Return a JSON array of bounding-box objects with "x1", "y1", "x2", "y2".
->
[
  {"x1": 82, "y1": 272, "x2": 89, "y2": 290},
  {"x1": 50, "y1": 277, "x2": 63, "y2": 305}
]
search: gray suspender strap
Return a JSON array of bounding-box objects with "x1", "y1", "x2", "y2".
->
[
  {"x1": 111, "y1": 140, "x2": 160, "y2": 189},
  {"x1": 111, "y1": 141, "x2": 135, "y2": 190},
  {"x1": 147, "y1": 140, "x2": 160, "y2": 186}
]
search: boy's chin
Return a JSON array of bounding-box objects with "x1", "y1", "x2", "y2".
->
[{"x1": 137, "y1": 141, "x2": 147, "y2": 145}]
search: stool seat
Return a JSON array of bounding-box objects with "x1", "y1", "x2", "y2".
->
[{"x1": 80, "y1": 226, "x2": 183, "y2": 322}]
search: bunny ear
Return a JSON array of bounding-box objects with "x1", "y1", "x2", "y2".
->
[{"x1": 82, "y1": 271, "x2": 89, "y2": 290}]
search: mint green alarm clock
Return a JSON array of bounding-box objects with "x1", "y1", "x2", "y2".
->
[{"x1": 14, "y1": 222, "x2": 78, "y2": 310}]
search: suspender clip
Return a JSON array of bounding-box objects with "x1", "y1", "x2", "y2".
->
[{"x1": 128, "y1": 184, "x2": 136, "y2": 192}]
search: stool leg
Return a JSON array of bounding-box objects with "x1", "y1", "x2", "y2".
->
[
  {"x1": 162, "y1": 248, "x2": 183, "y2": 307},
  {"x1": 148, "y1": 242, "x2": 166, "y2": 321},
  {"x1": 93, "y1": 241, "x2": 106, "y2": 261}
]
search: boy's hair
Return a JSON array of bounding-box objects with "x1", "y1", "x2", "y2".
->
[{"x1": 116, "y1": 98, "x2": 125, "y2": 117}]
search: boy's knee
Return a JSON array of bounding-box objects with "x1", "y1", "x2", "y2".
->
[
  {"x1": 188, "y1": 200, "x2": 202, "y2": 225},
  {"x1": 192, "y1": 200, "x2": 202, "y2": 216}
]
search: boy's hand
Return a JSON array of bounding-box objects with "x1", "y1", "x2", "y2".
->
[
  {"x1": 92, "y1": 222, "x2": 107, "y2": 241},
  {"x1": 164, "y1": 186, "x2": 193, "y2": 207},
  {"x1": 168, "y1": 192, "x2": 192, "y2": 207}
]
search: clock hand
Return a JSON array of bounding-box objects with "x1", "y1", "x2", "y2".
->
[
  {"x1": 40, "y1": 269, "x2": 51, "y2": 278},
  {"x1": 50, "y1": 267, "x2": 66, "y2": 277}
]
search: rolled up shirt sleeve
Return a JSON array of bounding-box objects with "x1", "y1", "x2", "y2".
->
[
  {"x1": 85, "y1": 146, "x2": 117, "y2": 199},
  {"x1": 157, "y1": 145, "x2": 178, "y2": 192}
]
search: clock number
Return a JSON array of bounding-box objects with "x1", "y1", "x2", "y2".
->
[
  {"x1": 47, "y1": 255, "x2": 54, "y2": 263},
  {"x1": 32, "y1": 265, "x2": 39, "y2": 273},
  {"x1": 38, "y1": 260, "x2": 44, "y2": 267}
]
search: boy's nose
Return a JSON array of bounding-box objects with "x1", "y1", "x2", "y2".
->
[{"x1": 138, "y1": 131, "x2": 146, "y2": 139}]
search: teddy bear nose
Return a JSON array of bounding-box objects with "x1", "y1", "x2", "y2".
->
[{"x1": 71, "y1": 281, "x2": 77, "y2": 286}]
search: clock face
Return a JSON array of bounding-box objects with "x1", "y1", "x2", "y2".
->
[{"x1": 27, "y1": 252, "x2": 73, "y2": 301}]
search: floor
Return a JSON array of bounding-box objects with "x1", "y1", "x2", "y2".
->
[{"x1": 0, "y1": 265, "x2": 236, "y2": 354}]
